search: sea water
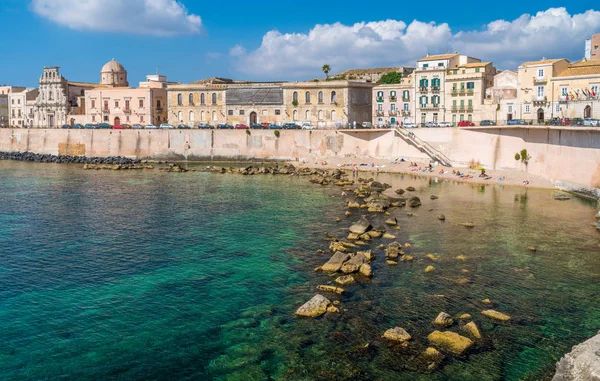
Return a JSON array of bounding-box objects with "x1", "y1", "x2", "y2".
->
[{"x1": 0, "y1": 161, "x2": 598, "y2": 381}]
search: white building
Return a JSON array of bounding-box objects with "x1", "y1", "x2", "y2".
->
[{"x1": 8, "y1": 88, "x2": 39, "y2": 128}]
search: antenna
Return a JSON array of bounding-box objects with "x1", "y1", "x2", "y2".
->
[{"x1": 156, "y1": 66, "x2": 159, "y2": 75}]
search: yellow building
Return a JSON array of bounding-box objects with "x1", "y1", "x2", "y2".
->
[
  {"x1": 446, "y1": 62, "x2": 495, "y2": 125},
  {"x1": 550, "y1": 59, "x2": 600, "y2": 120}
]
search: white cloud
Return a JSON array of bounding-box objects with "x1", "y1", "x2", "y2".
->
[
  {"x1": 231, "y1": 7, "x2": 600, "y2": 79},
  {"x1": 229, "y1": 45, "x2": 246, "y2": 57},
  {"x1": 31, "y1": 0, "x2": 201, "y2": 36}
]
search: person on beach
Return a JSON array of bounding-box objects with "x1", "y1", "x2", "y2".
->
[{"x1": 479, "y1": 169, "x2": 486, "y2": 178}]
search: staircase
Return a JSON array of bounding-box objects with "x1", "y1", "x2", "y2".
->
[{"x1": 394, "y1": 127, "x2": 453, "y2": 167}]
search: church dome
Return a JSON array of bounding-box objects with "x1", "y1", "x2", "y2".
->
[{"x1": 100, "y1": 58, "x2": 128, "y2": 87}]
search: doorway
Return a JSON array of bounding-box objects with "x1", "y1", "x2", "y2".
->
[
  {"x1": 114, "y1": 117, "x2": 121, "y2": 126},
  {"x1": 584, "y1": 105, "x2": 591, "y2": 119},
  {"x1": 249, "y1": 112, "x2": 257, "y2": 125},
  {"x1": 48, "y1": 115, "x2": 54, "y2": 128},
  {"x1": 537, "y1": 108, "x2": 544, "y2": 124}
]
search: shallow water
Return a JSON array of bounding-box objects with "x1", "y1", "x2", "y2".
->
[{"x1": 0, "y1": 161, "x2": 599, "y2": 380}]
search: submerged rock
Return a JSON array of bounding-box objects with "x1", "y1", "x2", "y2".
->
[
  {"x1": 382, "y1": 327, "x2": 412, "y2": 342},
  {"x1": 430, "y1": 195, "x2": 439, "y2": 200},
  {"x1": 481, "y1": 309, "x2": 511, "y2": 321},
  {"x1": 425, "y1": 265, "x2": 436, "y2": 273},
  {"x1": 385, "y1": 242, "x2": 403, "y2": 259},
  {"x1": 427, "y1": 330, "x2": 474, "y2": 355},
  {"x1": 316, "y1": 285, "x2": 345, "y2": 295},
  {"x1": 359, "y1": 263, "x2": 373, "y2": 277},
  {"x1": 437, "y1": 214, "x2": 446, "y2": 221},
  {"x1": 408, "y1": 196, "x2": 422, "y2": 207},
  {"x1": 553, "y1": 193, "x2": 571, "y2": 201},
  {"x1": 462, "y1": 222, "x2": 476, "y2": 228},
  {"x1": 406, "y1": 186, "x2": 416, "y2": 191},
  {"x1": 395, "y1": 189, "x2": 406, "y2": 195},
  {"x1": 385, "y1": 218, "x2": 398, "y2": 226},
  {"x1": 382, "y1": 233, "x2": 396, "y2": 239},
  {"x1": 296, "y1": 294, "x2": 331, "y2": 318}
]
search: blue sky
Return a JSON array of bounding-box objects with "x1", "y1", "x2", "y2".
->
[{"x1": 1, "y1": 0, "x2": 599, "y2": 88}]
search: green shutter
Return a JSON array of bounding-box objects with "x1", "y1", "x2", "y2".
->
[{"x1": 453, "y1": 100, "x2": 456, "y2": 106}]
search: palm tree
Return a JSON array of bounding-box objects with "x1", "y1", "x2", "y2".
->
[{"x1": 322, "y1": 64, "x2": 331, "y2": 79}]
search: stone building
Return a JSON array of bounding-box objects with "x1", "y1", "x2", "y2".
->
[
  {"x1": 585, "y1": 33, "x2": 600, "y2": 61},
  {"x1": 8, "y1": 88, "x2": 39, "y2": 128},
  {"x1": 482, "y1": 70, "x2": 518, "y2": 123},
  {"x1": 330, "y1": 67, "x2": 414, "y2": 83},
  {"x1": 0, "y1": 85, "x2": 26, "y2": 127},
  {"x1": 167, "y1": 78, "x2": 374, "y2": 128},
  {"x1": 83, "y1": 60, "x2": 168, "y2": 126},
  {"x1": 550, "y1": 59, "x2": 600, "y2": 119},
  {"x1": 372, "y1": 74, "x2": 414, "y2": 126}
]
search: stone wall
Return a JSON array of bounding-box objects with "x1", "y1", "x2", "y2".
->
[{"x1": 1, "y1": 126, "x2": 599, "y2": 195}]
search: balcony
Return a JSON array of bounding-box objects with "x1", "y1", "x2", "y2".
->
[
  {"x1": 466, "y1": 90, "x2": 474, "y2": 96},
  {"x1": 390, "y1": 96, "x2": 397, "y2": 102},
  {"x1": 402, "y1": 97, "x2": 410, "y2": 102},
  {"x1": 451, "y1": 107, "x2": 466, "y2": 113},
  {"x1": 431, "y1": 86, "x2": 441, "y2": 93},
  {"x1": 420, "y1": 104, "x2": 440, "y2": 111},
  {"x1": 102, "y1": 109, "x2": 109, "y2": 114},
  {"x1": 467, "y1": 107, "x2": 473, "y2": 112},
  {"x1": 419, "y1": 86, "x2": 428, "y2": 93},
  {"x1": 376, "y1": 110, "x2": 384, "y2": 116},
  {"x1": 533, "y1": 76, "x2": 547, "y2": 84},
  {"x1": 532, "y1": 96, "x2": 548, "y2": 106},
  {"x1": 376, "y1": 97, "x2": 384, "y2": 102},
  {"x1": 124, "y1": 109, "x2": 132, "y2": 114},
  {"x1": 389, "y1": 111, "x2": 398, "y2": 116},
  {"x1": 451, "y1": 90, "x2": 459, "y2": 96},
  {"x1": 402, "y1": 111, "x2": 411, "y2": 117}
]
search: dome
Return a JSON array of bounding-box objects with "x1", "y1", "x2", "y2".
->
[{"x1": 101, "y1": 58, "x2": 125, "y2": 73}]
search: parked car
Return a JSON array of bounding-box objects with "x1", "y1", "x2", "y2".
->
[
  {"x1": 268, "y1": 123, "x2": 281, "y2": 129},
  {"x1": 146, "y1": 124, "x2": 158, "y2": 129},
  {"x1": 507, "y1": 119, "x2": 526, "y2": 125},
  {"x1": 197, "y1": 123, "x2": 214, "y2": 129},
  {"x1": 283, "y1": 123, "x2": 301, "y2": 129},
  {"x1": 177, "y1": 124, "x2": 191, "y2": 129},
  {"x1": 61, "y1": 124, "x2": 70, "y2": 129},
  {"x1": 234, "y1": 123, "x2": 249, "y2": 129},
  {"x1": 457, "y1": 120, "x2": 475, "y2": 127},
  {"x1": 548, "y1": 118, "x2": 562, "y2": 126},
  {"x1": 159, "y1": 123, "x2": 174, "y2": 129},
  {"x1": 84, "y1": 123, "x2": 96, "y2": 129},
  {"x1": 302, "y1": 122, "x2": 317, "y2": 130},
  {"x1": 112, "y1": 124, "x2": 124, "y2": 129},
  {"x1": 424, "y1": 121, "x2": 438, "y2": 128},
  {"x1": 250, "y1": 123, "x2": 265, "y2": 129},
  {"x1": 216, "y1": 124, "x2": 233, "y2": 129},
  {"x1": 404, "y1": 123, "x2": 418, "y2": 128},
  {"x1": 479, "y1": 120, "x2": 496, "y2": 126},
  {"x1": 73, "y1": 123, "x2": 84, "y2": 129},
  {"x1": 571, "y1": 118, "x2": 584, "y2": 126},
  {"x1": 562, "y1": 118, "x2": 571, "y2": 126},
  {"x1": 260, "y1": 122, "x2": 271, "y2": 129},
  {"x1": 437, "y1": 121, "x2": 453, "y2": 127},
  {"x1": 98, "y1": 123, "x2": 111, "y2": 129},
  {"x1": 132, "y1": 124, "x2": 144, "y2": 129},
  {"x1": 583, "y1": 118, "x2": 600, "y2": 127},
  {"x1": 122, "y1": 124, "x2": 132, "y2": 129}
]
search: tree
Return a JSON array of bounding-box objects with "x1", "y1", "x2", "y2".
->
[
  {"x1": 378, "y1": 72, "x2": 403, "y2": 84},
  {"x1": 322, "y1": 64, "x2": 331, "y2": 79}
]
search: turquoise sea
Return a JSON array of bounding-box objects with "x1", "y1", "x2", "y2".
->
[{"x1": 0, "y1": 161, "x2": 599, "y2": 380}]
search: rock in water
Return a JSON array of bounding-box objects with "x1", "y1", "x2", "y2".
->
[
  {"x1": 408, "y1": 197, "x2": 422, "y2": 207},
  {"x1": 462, "y1": 222, "x2": 476, "y2": 228},
  {"x1": 385, "y1": 218, "x2": 398, "y2": 226},
  {"x1": 463, "y1": 321, "x2": 482, "y2": 339},
  {"x1": 296, "y1": 294, "x2": 331, "y2": 318},
  {"x1": 359, "y1": 263, "x2": 373, "y2": 277},
  {"x1": 395, "y1": 189, "x2": 406, "y2": 195},
  {"x1": 437, "y1": 214, "x2": 446, "y2": 221},
  {"x1": 335, "y1": 275, "x2": 355, "y2": 286},
  {"x1": 349, "y1": 216, "x2": 372, "y2": 235},
  {"x1": 552, "y1": 332, "x2": 600, "y2": 381},
  {"x1": 425, "y1": 265, "x2": 436, "y2": 273},
  {"x1": 427, "y1": 331, "x2": 474, "y2": 355},
  {"x1": 341, "y1": 254, "x2": 369, "y2": 273},
  {"x1": 321, "y1": 252, "x2": 351, "y2": 272},
  {"x1": 370, "y1": 181, "x2": 386, "y2": 192},
  {"x1": 386, "y1": 242, "x2": 403, "y2": 259},
  {"x1": 430, "y1": 195, "x2": 439, "y2": 200},
  {"x1": 434, "y1": 312, "x2": 454, "y2": 328},
  {"x1": 316, "y1": 285, "x2": 345, "y2": 295},
  {"x1": 481, "y1": 309, "x2": 511, "y2": 321},
  {"x1": 553, "y1": 193, "x2": 571, "y2": 201},
  {"x1": 382, "y1": 327, "x2": 412, "y2": 342},
  {"x1": 406, "y1": 186, "x2": 416, "y2": 191}
]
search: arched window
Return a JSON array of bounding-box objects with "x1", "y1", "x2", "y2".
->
[
  {"x1": 331, "y1": 91, "x2": 337, "y2": 104},
  {"x1": 189, "y1": 111, "x2": 194, "y2": 121},
  {"x1": 178, "y1": 111, "x2": 183, "y2": 121},
  {"x1": 305, "y1": 110, "x2": 311, "y2": 120},
  {"x1": 318, "y1": 110, "x2": 323, "y2": 120},
  {"x1": 293, "y1": 92, "x2": 298, "y2": 102},
  {"x1": 201, "y1": 111, "x2": 205, "y2": 121},
  {"x1": 200, "y1": 93, "x2": 205, "y2": 104},
  {"x1": 331, "y1": 110, "x2": 337, "y2": 120},
  {"x1": 189, "y1": 93, "x2": 194, "y2": 105},
  {"x1": 212, "y1": 111, "x2": 217, "y2": 121},
  {"x1": 177, "y1": 93, "x2": 183, "y2": 106},
  {"x1": 293, "y1": 110, "x2": 298, "y2": 120},
  {"x1": 212, "y1": 93, "x2": 217, "y2": 104},
  {"x1": 318, "y1": 91, "x2": 323, "y2": 104},
  {"x1": 305, "y1": 91, "x2": 311, "y2": 104}
]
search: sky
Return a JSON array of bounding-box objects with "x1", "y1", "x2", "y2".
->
[{"x1": 0, "y1": 0, "x2": 599, "y2": 88}]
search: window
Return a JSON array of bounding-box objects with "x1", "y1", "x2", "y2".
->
[
  {"x1": 177, "y1": 93, "x2": 183, "y2": 106},
  {"x1": 437, "y1": 63, "x2": 444, "y2": 67},
  {"x1": 475, "y1": 68, "x2": 480, "y2": 73},
  {"x1": 239, "y1": 110, "x2": 245, "y2": 116},
  {"x1": 201, "y1": 93, "x2": 205, "y2": 104},
  {"x1": 538, "y1": 69, "x2": 544, "y2": 78},
  {"x1": 104, "y1": 100, "x2": 109, "y2": 110},
  {"x1": 211, "y1": 93, "x2": 217, "y2": 104},
  {"x1": 318, "y1": 91, "x2": 323, "y2": 103},
  {"x1": 305, "y1": 110, "x2": 310, "y2": 120},
  {"x1": 525, "y1": 104, "x2": 531, "y2": 113},
  {"x1": 452, "y1": 100, "x2": 457, "y2": 108},
  {"x1": 140, "y1": 115, "x2": 144, "y2": 122},
  {"x1": 432, "y1": 95, "x2": 440, "y2": 106},
  {"x1": 125, "y1": 100, "x2": 130, "y2": 110},
  {"x1": 92, "y1": 115, "x2": 96, "y2": 122},
  {"x1": 126, "y1": 115, "x2": 130, "y2": 122},
  {"x1": 561, "y1": 87, "x2": 568, "y2": 97},
  {"x1": 453, "y1": 70, "x2": 458, "y2": 75},
  {"x1": 331, "y1": 110, "x2": 336, "y2": 120},
  {"x1": 420, "y1": 95, "x2": 427, "y2": 106},
  {"x1": 421, "y1": 113, "x2": 426, "y2": 124},
  {"x1": 537, "y1": 86, "x2": 545, "y2": 98},
  {"x1": 432, "y1": 78, "x2": 440, "y2": 87},
  {"x1": 378, "y1": 104, "x2": 383, "y2": 111},
  {"x1": 91, "y1": 100, "x2": 96, "y2": 109},
  {"x1": 462, "y1": 70, "x2": 465, "y2": 74},
  {"x1": 433, "y1": 113, "x2": 438, "y2": 123},
  {"x1": 293, "y1": 92, "x2": 298, "y2": 102},
  {"x1": 391, "y1": 104, "x2": 396, "y2": 112},
  {"x1": 318, "y1": 110, "x2": 323, "y2": 120},
  {"x1": 508, "y1": 104, "x2": 513, "y2": 113},
  {"x1": 305, "y1": 91, "x2": 311, "y2": 103},
  {"x1": 293, "y1": 110, "x2": 298, "y2": 120},
  {"x1": 377, "y1": 91, "x2": 383, "y2": 99},
  {"x1": 390, "y1": 91, "x2": 396, "y2": 98},
  {"x1": 104, "y1": 115, "x2": 109, "y2": 122},
  {"x1": 468, "y1": 114, "x2": 472, "y2": 122},
  {"x1": 452, "y1": 115, "x2": 457, "y2": 124},
  {"x1": 139, "y1": 99, "x2": 144, "y2": 108},
  {"x1": 11, "y1": 99, "x2": 14, "y2": 104},
  {"x1": 460, "y1": 100, "x2": 464, "y2": 108},
  {"x1": 423, "y1": 64, "x2": 429, "y2": 68},
  {"x1": 460, "y1": 82, "x2": 465, "y2": 89},
  {"x1": 262, "y1": 109, "x2": 267, "y2": 116},
  {"x1": 556, "y1": 104, "x2": 560, "y2": 113},
  {"x1": 591, "y1": 85, "x2": 598, "y2": 96},
  {"x1": 178, "y1": 111, "x2": 183, "y2": 121},
  {"x1": 228, "y1": 110, "x2": 233, "y2": 116},
  {"x1": 275, "y1": 109, "x2": 281, "y2": 115},
  {"x1": 466, "y1": 82, "x2": 474, "y2": 89},
  {"x1": 404, "y1": 103, "x2": 409, "y2": 111},
  {"x1": 115, "y1": 100, "x2": 119, "y2": 108},
  {"x1": 460, "y1": 114, "x2": 465, "y2": 121},
  {"x1": 331, "y1": 91, "x2": 337, "y2": 103},
  {"x1": 403, "y1": 90, "x2": 409, "y2": 100},
  {"x1": 468, "y1": 100, "x2": 472, "y2": 109}
]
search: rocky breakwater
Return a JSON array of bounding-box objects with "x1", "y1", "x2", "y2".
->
[
  {"x1": 0, "y1": 151, "x2": 140, "y2": 165},
  {"x1": 552, "y1": 331, "x2": 600, "y2": 381}
]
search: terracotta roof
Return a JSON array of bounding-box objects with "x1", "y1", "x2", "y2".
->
[
  {"x1": 520, "y1": 59, "x2": 565, "y2": 67},
  {"x1": 418, "y1": 53, "x2": 459, "y2": 62},
  {"x1": 459, "y1": 62, "x2": 491, "y2": 68},
  {"x1": 555, "y1": 60, "x2": 600, "y2": 77}
]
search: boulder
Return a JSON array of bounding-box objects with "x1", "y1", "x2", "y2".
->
[
  {"x1": 437, "y1": 214, "x2": 446, "y2": 221},
  {"x1": 359, "y1": 233, "x2": 371, "y2": 241},
  {"x1": 365, "y1": 192, "x2": 391, "y2": 210},
  {"x1": 386, "y1": 260, "x2": 398, "y2": 265},
  {"x1": 408, "y1": 197, "x2": 422, "y2": 207},
  {"x1": 344, "y1": 211, "x2": 352, "y2": 216},
  {"x1": 385, "y1": 218, "x2": 398, "y2": 226},
  {"x1": 527, "y1": 246, "x2": 537, "y2": 252},
  {"x1": 425, "y1": 265, "x2": 436, "y2": 273},
  {"x1": 347, "y1": 233, "x2": 359, "y2": 240},
  {"x1": 458, "y1": 314, "x2": 472, "y2": 320},
  {"x1": 383, "y1": 233, "x2": 396, "y2": 239},
  {"x1": 386, "y1": 242, "x2": 403, "y2": 259},
  {"x1": 349, "y1": 216, "x2": 372, "y2": 235},
  {"x1": 348, "y1": 202, "x2": 360, "y2": 209},
  {"x1": 329, "y1": 241, "x2": 349, "y2": 253},
  {"x1": 296, "y1": 294, "x2": 331, "y2": 318},
  {"x1": 321, "y1": 252, "x2": 351, "y2": 272},
  {"x1": 406, "y1": 186, "x2": 416, "y2": 191},
  {"x1": 358, "y1": 250, "x2": 374, "y2": 261},
  {"x1": 426, "y1": 254, "x2": 438, "y2": 261},
  {"x1": 481, "y1": 309, "x2": 511, "y2": 322},
  {"x1": 427, "y1": 331, "x2": 474, "y2": 355},
  {"x1": 434, "y1": 312, "x2": 454, "y2": 328},
  {"x1": 341, "y1": 253, "x2": 369, "y2": 273},
  {"x1": 419, "y1": 347, "x2": 444, "y2": 369},
  {"x1": 359, "y1": 263, "x2": 373, "y2": 277},
  {"x1": 482, "y1": 299, "x2": 492, "y2": 305},
  {"x1": 367, "y1": 230, "x2": 382, "y2": 238},
  {"x1": 462, "y1": 222, "x2": 475, "y2": 228},
  {"x1": 382, "y1": 327, "x2": 412, "y2": 342},
  {"x1": 327, "y1": 305, "x2": 340, "y2": 313},
  {"x1": 463, "y1": 321, "x2": 482, "y2": 339},
  {"x1": 430, "y1": 195, "x2": 439, "y2": 200},
  {"x1": 335, "y1": 275, "x2": 355, "y2": 286},
  {"x1": 401, "y1": 255, "x2": 414, "y2": 262},
  {"x1": 370, "y1": 181, "x2": 386, "y2": 192},
  {"x1": 395, "y1": 189, "x2": 406, "y2": 195},
  {"x1": 316, "y1": 285, "x2": 345, "y2": 295},
  {"x1": 552, "y1": 332, "x2": 600, "y2": 381}
]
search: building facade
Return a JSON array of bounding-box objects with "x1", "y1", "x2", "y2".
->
[
  {"x1": 372, "y1": 74, "x2": 414, "y2": 126},
  {"x1": 550, "y1": 59, "x2": 600, "y2": 120},
  {"x1": 167, "y1": 79, "x2": 374, "y2": 128},
  {"x1": 0, "y1": 86, "x2": 26, "y2": 127},
  {"x1": 445, "y1": 62, "x2": 495, "y2": 125},
  {"x1": 585, "y1": 33, "x2": 600, "y2": 61},
  {"x1": 8, "y1": 88, "x2": 39, "y2": 128}
]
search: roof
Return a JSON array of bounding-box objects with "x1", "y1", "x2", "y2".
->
[
  {"x1": 418, "y1": 53, "x2": 459, "y2": 62},
  {"x1": 520, "y1": 59, "x2": 565, "y2": 67},
  {"x1": 335, "y1": 67, "x2": 413, "y2": 76},
  {"x1": 102, "y1": 59, "x2": 126, "y2": 73},
  {"x1": 459, "y1": 62, "x2": 491, "y2": 68},
  {"x1": 68, "y1": 81, "x2": 103, "y2": 88},
  {"x1": 225, "y1": 87, "x2": 283, "y2": 105},
  {"x1": 555, "y1": 60, "x2": 600, "y2": 77}
]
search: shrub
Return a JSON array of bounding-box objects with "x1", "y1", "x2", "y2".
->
[
  {"x1": 515, "y1": 153, "x2": 521, "y2": 161},
  {"x1": 292, "y1": 100, "x2": 298, "y2": 107},
  {"x1": 245, "y1": 129, "x2": 251, "y2": 136},
  {"x1": 274, "y1": 130, "x2": 280, "y2": 138}
]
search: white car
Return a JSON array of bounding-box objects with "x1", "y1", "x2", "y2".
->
[
  {"x1": 145, "y1": 124, "x2": 158, "y2": 129},
  {"x1": 159, "y1": 123, "x2": 175, "y2": 129},
  {"x1": 424, "y1": 121, "x2": 438, "y2": 128},
  {"x1": 302, "y1": 122, "x2": 317, "y2": 130},
  {"x1": 404, "y1": 123, "x2": 418, "y2": 128},
  {"x1": 438, "y1": 121, "x2": 453, "y2": 127},
  {"x1": 583, "y1": 118, "x2": 599, "y2": 127}
]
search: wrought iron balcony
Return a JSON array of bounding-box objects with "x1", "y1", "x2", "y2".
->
[
  {"x1": 376, "y1": 110, "x2": 384, "y2": 116},
  {"x1": 533, "y1": 76, "x2": 547, "y2": 84},
  {"x1": 402, "y1": 97, "x2": 410, "y2": 102},
  {"x1": 419, "y1": 86, "x2": 428, "y2": 93},
  {"x1": 390, "y1": 96, "x2": 397, "y2": 102},
  {"x1": 389, "y1": 111, "x2": 398, "y2": 116}
]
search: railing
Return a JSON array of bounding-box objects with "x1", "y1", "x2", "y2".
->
[
  {"x1": 389, "y1": 111, "x2": 398, "y2": 116},
  {"x1": 420, "y1": 105, "x2": 439, "y2": 110},
  {"x1": 124, "y1": 109, "x2": 131, "y2": 114},
  {"x1": 102, "y1": 109, "x2": 109, "y2": 114},
  {"x1": 466, "y1": 90, "x2": 474, "y2": 96},
  {"x1": 376, "y1": 97, "x2": 383, "y2": 102},
  {"x1": 451, "y1": 90, "x2": 458, "y2": 96},
  {"x1": 402, "y1": 97, "x2": 410, "y2": 102},
  {"x1": 390, "y1": 96, "x2": 397, "y2": 102},
  {"x1": 376, "y1": 111, "x2": 384, "y2": 116},
  {"x1": 394, "y1": 127, "x2": 452, "y2": 167},
  {"x1": 402, "y1": 111, "x2": 410, "y2": 116},
  {"x1": 431, "y1": 86, "x2": 440, "y2": 93},
  {"x1": 419, "y1": 86, "x2": 428, "y2": 93},
  {"x1": 533, "y1": 76, "x2": 547, "y2": 84}
]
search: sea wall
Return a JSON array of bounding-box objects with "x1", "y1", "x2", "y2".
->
[{"x1": 1, "y1": 127, "x2": 599, "y2": 194}]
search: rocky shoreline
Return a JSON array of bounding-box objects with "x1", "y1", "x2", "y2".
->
[{"x1": 0, "y1": 151, "x2": 140, "y2": 165}]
